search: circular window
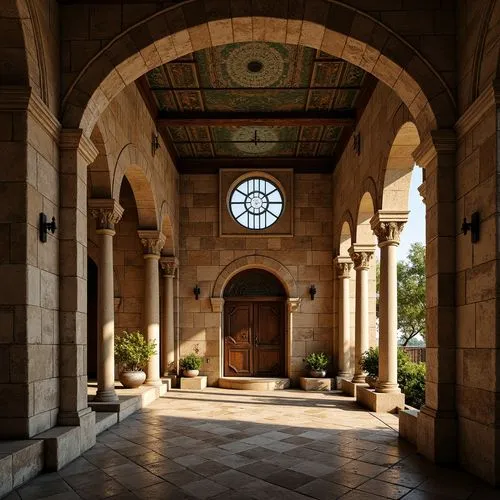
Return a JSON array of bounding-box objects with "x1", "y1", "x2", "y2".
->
[{"x1": 229, "y1": 177, "x2": 284, "y2": 230}]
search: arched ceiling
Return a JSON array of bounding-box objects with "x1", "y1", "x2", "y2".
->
[{"x1": 138, "y1": 41, "x2": 377, "y2": 173}]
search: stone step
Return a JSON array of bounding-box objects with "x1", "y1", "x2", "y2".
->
[
  {"x1": 218, "y1": 377, "x2": 290, "y2": 391},
  {"x1": 0, "y1": 440, "x2": 44, "y2": 497},
  {"x1": 95, "y1": 412, "x2": 118, "y2": 435}
]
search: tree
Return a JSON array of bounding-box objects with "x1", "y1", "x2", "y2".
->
[{"x1": 397, "y1": 243, "x2": 426, "y2": 345}]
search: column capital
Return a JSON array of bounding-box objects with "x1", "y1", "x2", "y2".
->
[
  {"x1": 89, "y1": 199, "x2": 124, "y2": 231},
  {"x1": 418, "y1": 181, "x2": 426, "y2": 204},
  {"x1": 287, "y1": 297, "x2": 302, "y2": 313},
  {"x1": 370, "y1": 211, "x2": 409, "y2": 246},
  {"x1": 60, "y1": 128, "x2": 99, "y2": 164},
  {"x1": 334, "y1": 256, "x2": 353, "y2": 279},
  {"x1": 138, "y1": 230, "x2": 166, "y2": 257},
  {"x1": 348, "y1": 244, "x2": 376, "y2": 270},
  {"x1": 160, "y1": 256, "x2": 179, "y2": 277}
]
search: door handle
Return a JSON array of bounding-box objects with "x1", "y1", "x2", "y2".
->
[{"x1": 254, "y1": 334, "x2": 259, "y2": 345}]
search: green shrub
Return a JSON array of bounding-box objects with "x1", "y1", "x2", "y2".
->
[
  {"x1": 180, "y1": 344, "x2": 203, "y2": 371},
  {"x1": 359, "y1": 346, "x2": 426, "y2": 409},
  {"x1": 115, "y1": 330, "x2": 156, "y2": 371},
  {"x1": 360, "y1": 347, "x2": 379, "y2": 377},
  {"x1": 304, "y1": 352, "x2": 329, "y2": 371}
]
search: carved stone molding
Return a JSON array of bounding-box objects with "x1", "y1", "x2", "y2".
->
[
  {"x1": 348, "y1": 245, "x2": 376, "y2": 270},
  {"x1": 336, "y1": 261, "x2": 353, "y2": 279},
  {"x1": 418, "y1": 182, "x2": 426, "y2": 204},
  {"x1": 60, "y1": 128, "x2": 99, "y2": 165},
  {"x1": 287, "y1": 297, "x2": 301, "y2": 313},
  {"x1": 412, "y1": 129, "x2": 456, "y2": 168},
  {"x1": 160, "y1": 256, "x2": 179, "y2": 278},
  {"x1": 210, "y1": 297, "x2": 225, "y2": 313},
  {"x1": 370, "y1": 211, "x2": 409, "y2": 246},
  {"x1": 89, "y1": 199, "x2": 124, "y2": 231},
  {"x1": 138, "y1": 230, "x2": 166, "y2": 256}
]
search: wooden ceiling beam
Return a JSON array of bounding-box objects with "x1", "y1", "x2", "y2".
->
[
  {"x1": 178, "y1": 158, "x2": 334, "y2": 174},
  {"x1": 156, "y1": 112, "x2": 356, "y2": 128}
]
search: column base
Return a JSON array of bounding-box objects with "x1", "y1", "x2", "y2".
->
[
  {"x1": 341, "y1": 379, "x2": 368, "y2": 397},
  {"x1": 417, "y1": 405, "x2": 457, "y2": 464},
  {"x1": 351, "y1": 373, "x2": 367, "y2": 384},
  {"x1": 357, "y1": 386, "x2": 405, "y2": 413},
  {"x1": 145, "y1": 379, "x2": 163, "y2": 387},
  {"x1": 94, "y1": 389, "x2": 119, "y2": 403},
  {"x1": 375, "y1": 382, "x2": 401, "y2": 394}
]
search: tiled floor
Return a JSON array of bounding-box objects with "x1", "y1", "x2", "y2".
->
[{"x1": 8, "y1": 388, "x2": 499, "y2": 499}]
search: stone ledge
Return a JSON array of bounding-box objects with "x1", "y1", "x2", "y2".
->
[
  {"x1": 341, "y1": 379, "x2": 368, "y2": 398},
  {"x1": 300, "y1": 377, "x2": 332, "y2": 391},
  {"x1": 180, "y1": 376, "x2": 207, "y2": 390},
  {"x1": 0, "y1": 440, "x2": 44, "y2": 496},
  {"x1": 95, "y1": 412, "x2": 118, "y2": 436},
  {"x1": 218, "y1": 377, "x2": 290, "y2": 391},
  {"x1": 399, "y1": 408, "x2": 419, "y2": 445},
  {"x1": 356, "y1": 386, "x2": 405, "y2": 413}
]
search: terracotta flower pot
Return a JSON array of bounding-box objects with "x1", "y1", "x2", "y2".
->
[
  {"x1": 309, "y1": 369, "x2": 326, "y2": 378},
  {"x1": 183, "y1": 369, "x2": 199, "y2": 378},
  {"x1": 119, "y1": 370, "x2": 146, "y2": 388}
]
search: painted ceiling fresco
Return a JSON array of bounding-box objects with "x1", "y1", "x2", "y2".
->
[{"x1": 145, "y1": 42, "x2": 368, "y2": 161}]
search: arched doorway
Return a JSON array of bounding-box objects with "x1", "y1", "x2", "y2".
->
[{"x1": 223, "y1": 269, "x2": 287, "y2": 377}]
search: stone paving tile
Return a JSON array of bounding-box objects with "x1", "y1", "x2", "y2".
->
[
  {"x1": 296, "y1": 477, "x2": 350, "y2": 499},
  {"x1": 13, "y1": 388, "x2": 497, "y2": 499}
]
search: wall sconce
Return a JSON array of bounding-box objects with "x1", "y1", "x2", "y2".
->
[
  {"x1": 461, "y1": 212, "x2": 480, "y2": 243},
  {"x1": 309, "y1": 284, "x2": 317, "y2": 301},
  {"x1": 193, "y1": 284, "x2": 201, "y2": 300},
  {"x1": 39, "y1": 213, "x2": 57, "y2": 242},
  {"x1": 151, "y1": 133, "x2": 160, "y2": 156}
]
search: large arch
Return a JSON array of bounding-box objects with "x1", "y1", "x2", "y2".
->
[
  {"x1": 61, "y1": 1, "x2": 455, "y2": 137},
  {"x1": 381, "y1": 122, "x2": 421, "y2": 211},
  {"x1": 336, "y1": 211, "x2": 355, "y2": 256},
  {"x1": 114, "y1": 143, "x2": 160, "y2": 229},
  {"x1": 212, "y1": 255, "x2": 298, "y2": 299},
  {"x1": 88, "y1": 124, "x2": 112, "y2": 198}
]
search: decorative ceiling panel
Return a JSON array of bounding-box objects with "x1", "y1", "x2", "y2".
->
[{"x1": 144, "y1": 41, "x2": 373, "y2": 166}]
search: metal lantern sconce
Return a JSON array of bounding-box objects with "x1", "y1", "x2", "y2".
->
[
  {"x1": 151, "y1": 133, "x2": 160, "y2": 156},
  {"x1": 193, "y1": 284, "x2": 201, "y2": 300},
  {"x1": 39, "y1": 213, "x2": 57, "y2": 242},
  {"x1": 461, "y1": 212, "x2": 480, "y2": 243},
  {"x1": 309, "y1": 284, "x2": 317, "y2": 301}
]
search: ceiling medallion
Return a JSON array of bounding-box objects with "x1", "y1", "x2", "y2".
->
[
  {"x1": 226, "y1": 43, "x2": 285, "y2": 87},
  {"x1": 233, "y1": 127, "x2": 278, "y2": 155}
]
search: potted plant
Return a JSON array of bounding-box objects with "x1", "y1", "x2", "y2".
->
[
  {"x1": 304, "y1": 352, "x2": 329, "y2": 378},
  {"x1": 360, "y1": 346, "x2": 378, "y2": 388},
  {"x1": 180, "y1": 344, "x2": 203, "y2": 377},
  {"x1": 115, "y1": 330, "x2": 157, "y2": 388}
]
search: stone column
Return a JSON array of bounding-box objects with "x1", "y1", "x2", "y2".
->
[
  {"x1": 349, "y1": 245, "x2": 375, "y2": 384},
  {"x1": 335, "y1": 257, "x2": 353, "y2": 378},
  {"x1": 371, "y1": 213, "x2": 408, "y2": 393},
  {"x1": 413, "y1": 130, "x2": 457, "y2": 464},
  {"x1": 138, "y1": 230, "x2": 165, "y2": 386},
  {"x1": 89, "y1": 199, "x2": 124, "y2": 402},
  {"x1": 287, "y1": 298, "x2": 302, "y2": 378},
  {"x1": 160, "y1": 257, "x2": 178, "y2": 376},
  {"x1": 59, "y1": 130, "x2": 98, "y2": 439}
]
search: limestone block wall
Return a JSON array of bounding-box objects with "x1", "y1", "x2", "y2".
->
[
  {"x1": 179, "y1": 173, "x2": 334, "y2": 386},
  {"x1": 454, "y1": 86, "x2": 499, "y2": 483}
]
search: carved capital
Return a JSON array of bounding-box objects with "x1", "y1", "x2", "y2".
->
[
  {"x1": 336, "y1": 261, "x2": 352, "y2": 279},
  {"x1": 349, "y1": 251, "x2": 374, "y2": 270},
  {"x1": 89, "y1": 199, "x2": 124, "y2": 231},
  {"x1": 418, "y1": 181, "x2": 426, "y2": 204},
  {"x1": 370, "y1": 211, "x2": 408, "y2": 247},
  {"x1": 138, "y1": 230, "x2": 166, "y2": 256},
  {"x1": 287, "y1": 297, "x2": 301, "y2": 313},
  {"x1": 372, "y1": 221, "x2": 406, "y2": 245},
  {"x1": 160, "y1": 256, "x2": 179, "y2": 277}
]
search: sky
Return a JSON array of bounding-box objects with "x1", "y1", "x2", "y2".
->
[{"x1": 397, "y1": 167, "x2": 426, "y2": 261}]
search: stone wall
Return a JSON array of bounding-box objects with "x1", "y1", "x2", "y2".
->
[{"x1": 179, "y1": 173, "x2": 334, "y2": 386}]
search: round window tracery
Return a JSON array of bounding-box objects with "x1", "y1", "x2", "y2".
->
[{"x1": 229, "y1": 177, "x2": 284, "y2": 230}]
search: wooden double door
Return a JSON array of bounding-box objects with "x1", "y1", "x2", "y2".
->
[{"x1": 224, "y1": 299, "x2": 285, "y2": 377}]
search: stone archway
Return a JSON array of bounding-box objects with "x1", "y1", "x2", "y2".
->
[{"x1": 61, "y1": 1, "x2": 455, "y2": 137}]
